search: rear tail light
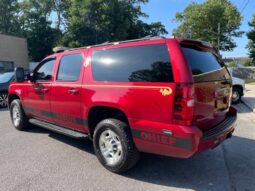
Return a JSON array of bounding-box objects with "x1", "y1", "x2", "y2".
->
[{"x1": 173, "y1": 83, "x2": 195, "y2": 126}]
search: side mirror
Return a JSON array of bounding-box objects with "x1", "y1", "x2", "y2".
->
[
  {"x1": 27, "y1": 72, "x2": 35, "y2": 82},
  {"x1": 15, "y1": 67, "x2": 25, "y2": 82}
]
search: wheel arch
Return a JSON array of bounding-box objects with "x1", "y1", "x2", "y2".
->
[
  {"x1": 8, "y1": 94, "x2": 20, "y2": 107},
  {"x1": 0, "y1": 90, "x2": 8, "y2": 94},
  {"x1": 87, "y1": 105, "x2": 130, "y2": 138},
  {"x1": 233, "y1": 84, "x2": 244, "y2": 96}
]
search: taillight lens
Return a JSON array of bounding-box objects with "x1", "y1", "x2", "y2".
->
[{"x1": 173, "y1": 83, "x2": 195, "y2": 126}]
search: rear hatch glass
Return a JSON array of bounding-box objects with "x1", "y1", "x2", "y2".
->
[{"x1": 181, "y1": 43, "x2": 231, "y2": 131}]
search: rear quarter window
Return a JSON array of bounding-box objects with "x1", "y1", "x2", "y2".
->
[
  {"x1": 91, "y1": 44, "x2": 173, "y2": 82},
  {"x1": 181, "y1": 44, "x2": 224, "y2": 75}
]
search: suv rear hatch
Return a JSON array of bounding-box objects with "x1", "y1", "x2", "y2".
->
[{"x1": 181, "y1": 41, "x2": 231, "y2": 131}]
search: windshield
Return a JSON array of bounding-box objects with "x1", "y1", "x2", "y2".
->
[{"x1": 0, "y1": 72, "x2": 14, "y2": 83}]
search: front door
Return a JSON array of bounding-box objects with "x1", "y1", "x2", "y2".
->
[
  {"x1": 51, "y1": 53, "x2": 84, "y2": 131},
  {"x1": 24, "y1": 58, "x2": 56, "y2": 123}
]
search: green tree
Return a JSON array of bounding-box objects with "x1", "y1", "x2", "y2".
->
[
  {"x1": 52, "y1": 0, "x2": 71, "y2": 30},
  {"x1": 243, "y1": 59, "x2": 254, "y2": 66},
  {"x1": 63, "y1": 0, "x2": 167, "y2": 47},
  {"x1": 2, "y1": 0, "x2": 167, "y2": 61},
  {"x1": 0, "y1": 0, "x2": 20, "y2": 34},
  {"x1": 173, "y1": 0, "x2": 243, "y2": 51},
  {"x1": 19, "y1": 0, "x2": 61, "y2": 61},
  {"x1": 247, "y1": 14, "x2": 255, "y2": 63}
]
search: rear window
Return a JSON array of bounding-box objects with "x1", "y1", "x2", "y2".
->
[
  {"x1": 181, "y1": 44, "x2": 224, "y2": 75},
  {"x1": 91, "y1": 44, "x2": 173, "y2": 82}
]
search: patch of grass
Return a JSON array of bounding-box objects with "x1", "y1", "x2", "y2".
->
[{"x1": 245, "y1": 79, "x2": 255, "y2": 84}]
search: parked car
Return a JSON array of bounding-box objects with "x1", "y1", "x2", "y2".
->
[
  {"x1": 227, "y1": 67, "x2": 245, "y2": 104},
  {"x1": 0, "y1": 72, "x2": 14, "y2": 108},
  {"x1": 232, "y1": 77, "x2": 245, "y2": 104},
  {"x1": 8, "y1": 37, "x2": 237, "y2": 173}
]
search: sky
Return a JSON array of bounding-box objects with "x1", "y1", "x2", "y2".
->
[{"x1": 141, "y1": 0, "x2": 255, "y2": 58}]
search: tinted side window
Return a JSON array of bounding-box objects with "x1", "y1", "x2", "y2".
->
[
  {"x1": 91, "y1": 44, "x2": 173, "y2": 82},
  {"x1": 57, "y1": 53, "x2": 83, "y2": 81},
  {"x1": 181, "y1": 44, "x2": 224, "y2": 75},
  {"x1": 36, "y1": 59, "x2": 55, "y2": 81}
]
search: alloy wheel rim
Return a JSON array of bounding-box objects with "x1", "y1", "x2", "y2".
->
[
  {"x1": 232, "y1": 91, "x2": 239, "y2": 102},
  {"x1": 99, "y1": 129, "x2": 123, "y2": 165},
  {"x1": 12, "y1": 105, "x2": 20, "y2": 126},
  {"x1": 0, "y1": 94, "x2": 8, "y2": 107}
]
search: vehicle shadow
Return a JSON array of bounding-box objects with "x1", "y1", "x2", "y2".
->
[
  {"x1": 26, "y1": 126, "x2": 94, "y2": 155},
  {"x1": 0, "y1": 108, "x2": 8, "y2": 112},
  {"x1": 242, "y1": 97, "x2": 255, "y2": 108},
  {"x1": 25, "y1": 125, "x2": 255, "y2": 191},
  {"x1": 232, "y1": 102, "x2": 252, "y2": 114},
  {"x1": 123, "y1": 135, "x2": 255, "y2": 191}
]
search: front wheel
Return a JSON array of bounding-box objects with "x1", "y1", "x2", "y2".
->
[
  {"x1": 93, "y1": 119, "x2": 140, "y2": 173},
  {"x1": 10, "y1": 99, "x2": 29, "y2": 130}
]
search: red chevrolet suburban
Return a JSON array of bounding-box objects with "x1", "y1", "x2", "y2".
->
[{"x1": 8, "y1": 37, "x2": 237, "y2": 173}]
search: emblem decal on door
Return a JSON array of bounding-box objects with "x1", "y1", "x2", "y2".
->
[{"x1": 160, "y1": 88, "x2": 172, "y2": 96}]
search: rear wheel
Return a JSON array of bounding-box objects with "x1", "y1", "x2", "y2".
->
[
  {"x1": 232, "y1": 87, "x2": 242, "y2": 104},
  {"x1": 10, "y1": 99, "x2": 29, "y2": 130},
  {"x1": 93, "y1": 119, "x2": 140, "y2": 173},
  {"x1": 0, "y1": 92, "x2": 8, "y2": 108}
]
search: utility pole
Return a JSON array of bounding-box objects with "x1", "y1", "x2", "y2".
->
[
  {"x1": 188, "y1": 26, "x2": 192, "y2": 39},
  {"x1": 217, "y1": 23, "x2": 220, "y2": 52}
]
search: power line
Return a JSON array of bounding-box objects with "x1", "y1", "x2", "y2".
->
[
  {"x1": 239, "y1": 0, "x2": 247, "y2": 11},
  {"x1": 240, "y1": 0, "x2": 250, "y2": 13}
]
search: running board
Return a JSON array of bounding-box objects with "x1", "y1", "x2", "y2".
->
[{"x1": 29, "y1": 118, "x2": 88, "y2": 139}]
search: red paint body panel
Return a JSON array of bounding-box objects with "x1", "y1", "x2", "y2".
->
[
  {"x1": 50, "y1": 51, "x2": 86, "y2": 132},
  {"x1": 8, "y1": 37, "x2": 237, "y2": 159},
  {"x1": 166, "y1": 39, "x2": 193, "y2": 83},
  {"x1": 25, "y1": 82, "x2": 53, "y2": 122}
]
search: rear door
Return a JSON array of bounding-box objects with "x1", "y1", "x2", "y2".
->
[
  {"x1": 181, "y1": 43, "x2": 231, "y2": 131},
  {"x1": 90, "y1": 43, "x2": 176, "y2": 126},
  {"x1": 51, "y1": 52, "x2": 85, "y2": 131}
]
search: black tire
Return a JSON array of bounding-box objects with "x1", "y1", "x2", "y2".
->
[
  {"x1": 93, "y1": 119, "x2": 140, "y2": 173},
  {"x1": 0, "y1": 92, "x2": 8, "y2": 108},
  {"x1": 232, "y1": 87, "x2": 242, "y2": 104},
  {"x1": 10, "y1": 99, "x2": 29, "y2": 130}
]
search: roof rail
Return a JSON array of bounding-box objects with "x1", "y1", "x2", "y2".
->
[
  {"x1": 53, "y1": 47, "x2": 70, "y2": 53},
  {"x1": 64, "y1": 36, "x2": 166, "y2": 52},
  {"x1": 104, "y1": 35, "x2": 166, "y2": 45}
]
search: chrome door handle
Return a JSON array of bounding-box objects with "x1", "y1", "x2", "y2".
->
[
  {"x1": 68, "y1": 89, "x2": 79, "y2": 95},
  {"x1": 41, "y1": 88, "x2": 48, "y2": 93},
  {"x1": 34, "y1": 87, "x2": 48, "y2": 93}
]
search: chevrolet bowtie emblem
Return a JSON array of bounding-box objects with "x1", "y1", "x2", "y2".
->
[{"x1": 160, "y1": 88, "x2": 172, "y2": 96}]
